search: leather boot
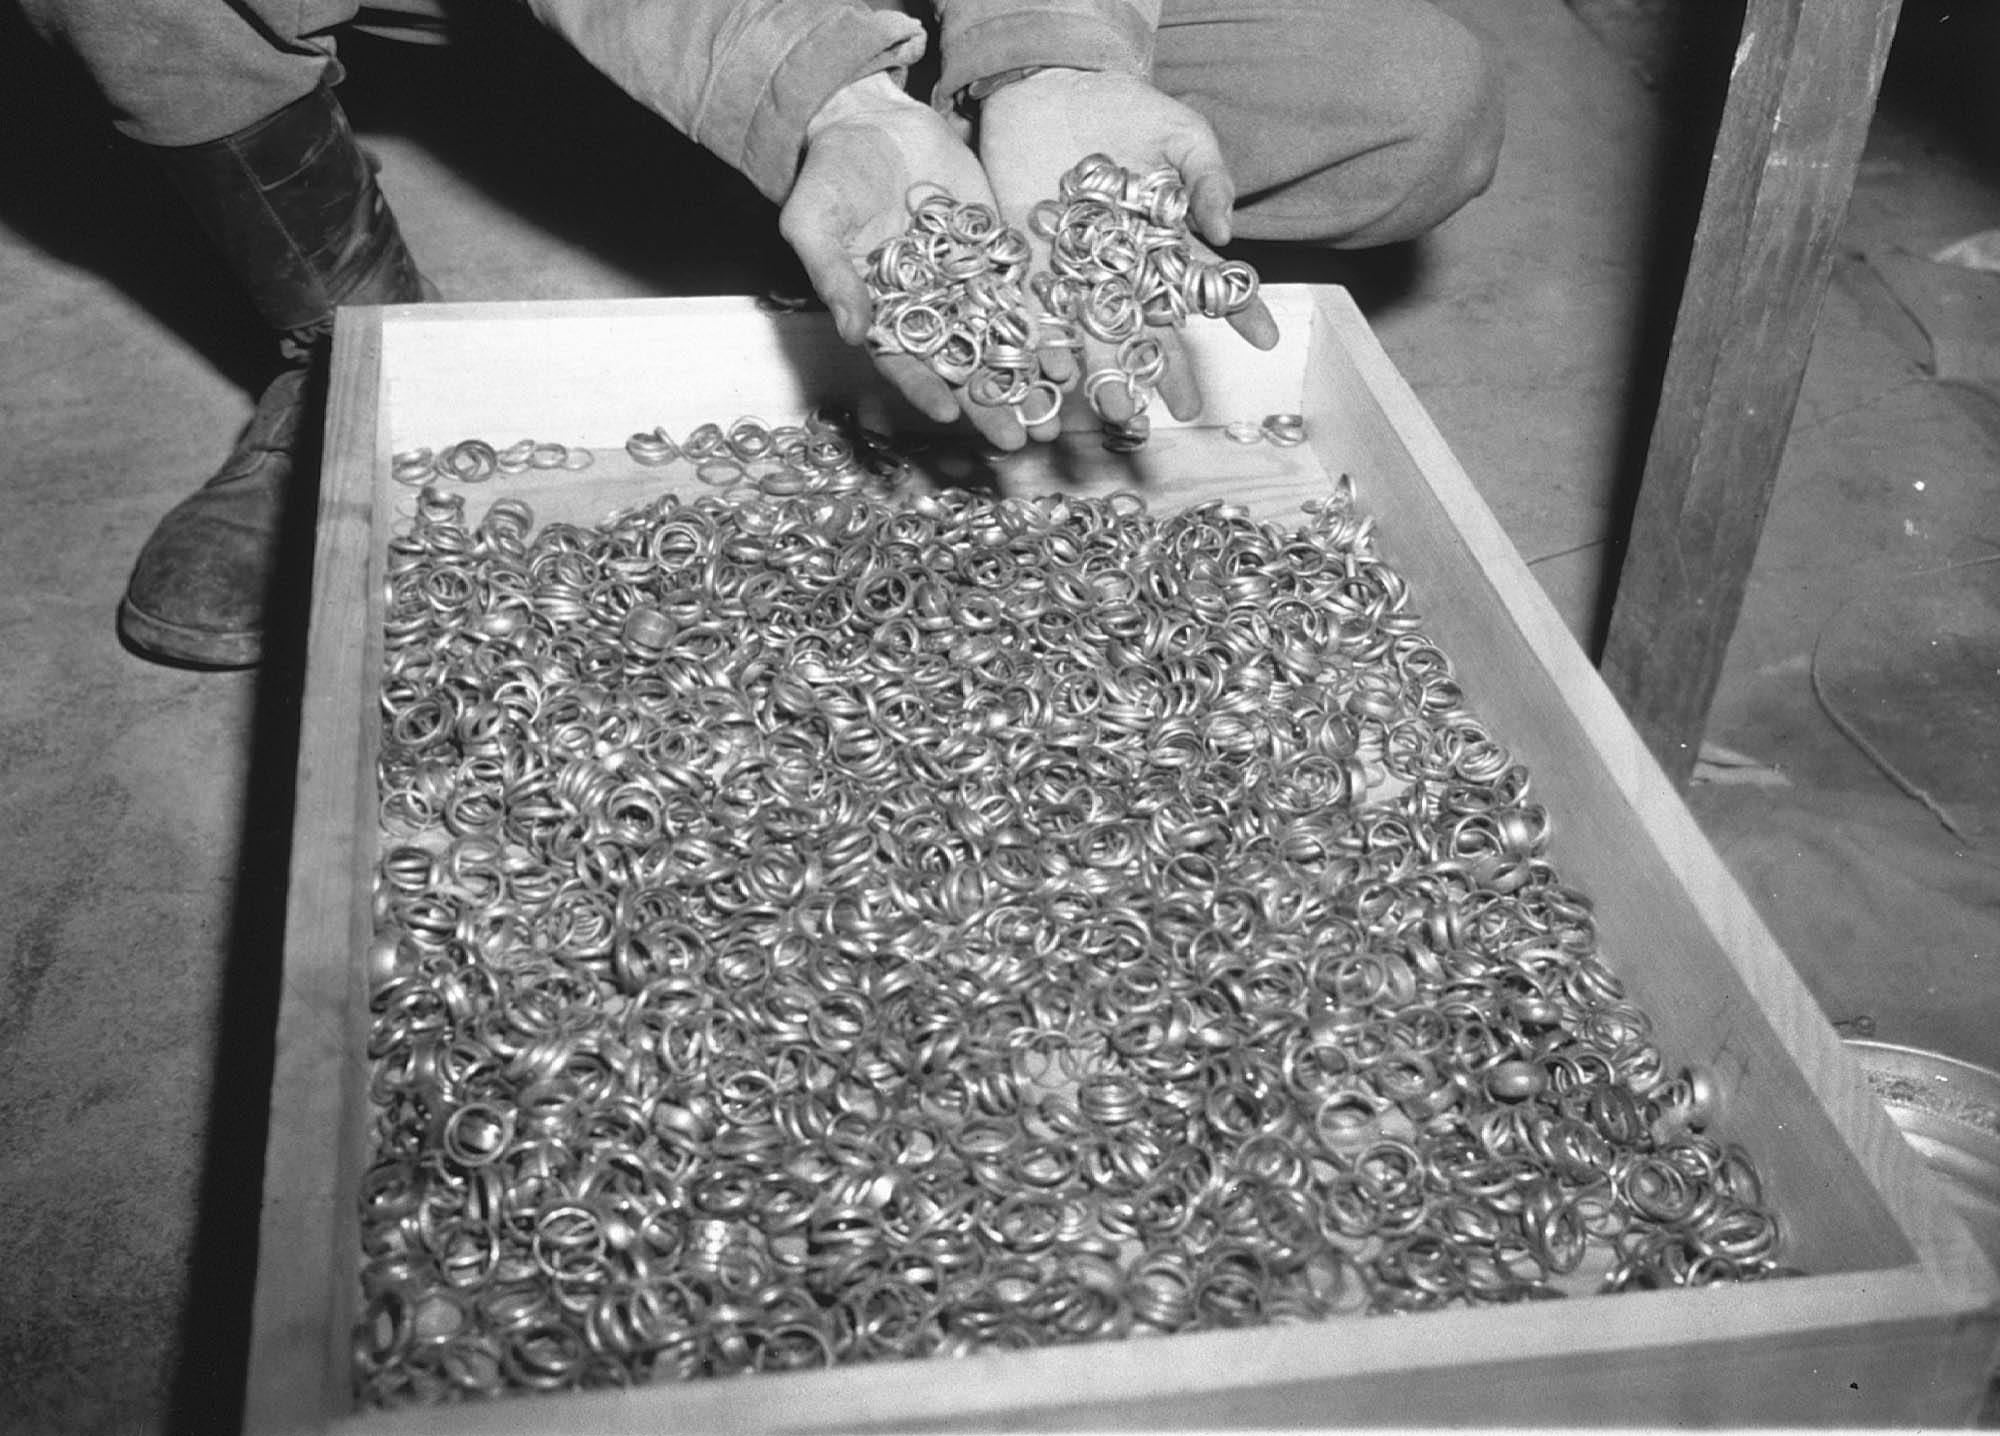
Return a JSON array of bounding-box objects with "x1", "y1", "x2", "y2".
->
[{"x1": 121, "y1": 81, "x2": 434, "y2": 668}]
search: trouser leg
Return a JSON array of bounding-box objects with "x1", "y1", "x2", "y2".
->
[
  {"x1": 1154, "y1": 0, "x2": 1504, "y2": 247},
  {"x1": 147, "y1": 76, "x2": 432, "y2": 337},
  {"x1": 20, "y1": 0, "x2": 435, "y2": 665},
  {"x1": 115, "y1": 78, "x2": 437, "y2": 668},
  {"x1": 14, "y1": 0, "x2": 359, "y2": 146}
]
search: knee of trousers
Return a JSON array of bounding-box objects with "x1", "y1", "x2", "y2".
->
[
  {"x1": 1342, "y1": 16, "x2": 1505, "y2": 247},
  {"x1": 1401, "y1": 22, "x2": 1506, "y2": 232},
  {"x1": 1229, "y1": 10, "x2": 1505, "y2": 249},
  {"x1": 15, "y1": 0, "x2": 352, "y2": 147}
]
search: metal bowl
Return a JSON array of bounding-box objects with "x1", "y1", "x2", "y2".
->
[{"x1": 1848, "y1": 1038, "x2": 2000, "y2": 1279}]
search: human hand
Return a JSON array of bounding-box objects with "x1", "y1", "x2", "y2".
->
[
  {"x1": 783, "y1": 73, "x2": 1032, "y2": 448},
  {"x1": 979, "y1": 69, "x2": 1279, "y2": 423}
]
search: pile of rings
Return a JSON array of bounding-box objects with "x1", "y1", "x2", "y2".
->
[
  {"x1": 862, "y1": 155, "x2": 1262, "y2": 449},
  {"x1": 1031, "y1": 153, "x2": 1259, "y2": 450},
  {"x1": 395, "y1": 414, "x2": 911, "y2": 500},
  {"x1": 393, "y1": 438, "x2": 597, "y2": 486},
  {"x1": 863, "y1": 189, "x2": 1063, "y2": 432},
  {"x1": 358, "y1": 425, "x2": 1790, "y2": 1407}
]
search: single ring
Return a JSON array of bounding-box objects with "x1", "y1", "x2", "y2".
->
[{"x1": 1012, "y1": 380, "x2": 1064, "y2": 429}]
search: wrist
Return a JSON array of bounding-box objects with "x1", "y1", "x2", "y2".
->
[{"x1": 806, "y1": 71, "x2": 915, "y2": 141}]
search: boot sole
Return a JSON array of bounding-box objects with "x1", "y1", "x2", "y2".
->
[{"x1": 118, "y1": 596, "x2": 263, "y2": 669}]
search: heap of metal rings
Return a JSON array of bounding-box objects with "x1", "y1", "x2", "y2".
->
[
  {"x1": 395, "y1": 415, "x2": 915, "y2": 498},
  {"x1": 1030, "y1": 153, "x2": 1259, "y2": 451},
  {"x1": 862, "y1": 156, "x2": 1261, "y2": 450},
  {"x1": 393, "y1": 439, "x2": 597, "y2": 487},
  {"x1": 615, "y1": 413, "x2": 914, "y2": 497},
  {"x1": 863, "y1": 189, "x2": 1063, "y2": 431},
  {"x1": 359, "y1": 427, "x2": 1791, "y2": 1407}
]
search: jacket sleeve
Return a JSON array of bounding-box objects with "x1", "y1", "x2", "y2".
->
[
  {"x1": 523, "y1": 0, "x2": 927, "y2": 203},
  {"x1": 932, "y1": 0, "x2": 1161, "y2": 114}
]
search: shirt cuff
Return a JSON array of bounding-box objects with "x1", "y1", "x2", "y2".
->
[
  {"x1": 935, "y1": 0, "x2": 1158, "y2": 115},
  {"x1": 703, "y1": 6, "x2": 927, "y2": 202}
]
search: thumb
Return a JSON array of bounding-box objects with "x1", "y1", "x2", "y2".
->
[
  {"x1": 805, "y1": 247, "x2": 875, "y2": 347},
  {"x1": 1170, "y1": 127, "x2": 1236, "y2": 248},
  {"x1": 780, "y1": 201, "x2": 873, "y2": 344},
  {"x1": 1189, "y1": 171, "x2": 1235, "y2": 248}
]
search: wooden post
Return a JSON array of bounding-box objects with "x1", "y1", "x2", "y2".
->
[{"x1": 1600, "y1": 0, "x2": 1902, "y2": 786}]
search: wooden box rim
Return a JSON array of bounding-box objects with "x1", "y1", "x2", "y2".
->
[{"x1": 247, "y1": 286, "x2": 2000, "y2": 1432}]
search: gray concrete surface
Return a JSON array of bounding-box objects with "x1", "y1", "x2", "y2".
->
[{"x1": 1, "y1": 0, "x2": 1996, "y2": 1430}]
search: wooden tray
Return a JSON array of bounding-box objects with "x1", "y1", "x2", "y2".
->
[{"x1": 247, "y1": 286, "x2": 2000, "y2": 1430}]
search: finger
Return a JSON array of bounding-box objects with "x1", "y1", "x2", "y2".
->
[
  {"x1": 1228, "y1": 295, "x2": 1282, "y2": 351},
  {"x1": 1188, "y1": 171, "x2": 1235, "y2": 249},
  {"x1": 964, "y1": 397, "x2": 1028, "y2": 452},
  {"x1": 874, "y1": 352, "x2": 964, "y2": 425},
  {"x1": 1154, "y1": 326, "x2": 1203, "y2": 422},
  {"x1": 1166, "y1": 124, "x2": 1236, "y2": 248},
  {"x1": 1020, "y1": 376, "x2": 1066, "y2": 443},
  {"x1": 1022, "y1": 408, "x2": 1064, "y2": 444},
  {"x1": 1182, "y1": 232, "x2": 1280, "y2": 351},
  {"x1": 1082, "y1": 372, "x2": 1136, "y2": 425},
  {"x1": 1077, "y1": 338, "x2": 1138, "y2": 424},
  {"x1": 1036, "y1": 337, "x2": 1078, "y2": 387}
]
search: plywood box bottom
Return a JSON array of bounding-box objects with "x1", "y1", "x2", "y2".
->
[{"x1": 250, "y1": 287, "x2": 2000, "y2": 1431}]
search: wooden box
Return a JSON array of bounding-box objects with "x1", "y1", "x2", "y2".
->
[{"x1": 251, "y1": 287, "x2": 2000, "y2": 1431}]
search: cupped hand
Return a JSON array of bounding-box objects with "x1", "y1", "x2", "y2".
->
[
  {"x1": 979, "y1": 69, "x2": 1279, "y2": 423},
  {"x1": 782, "y1": 74, "x2": 1031, "y2": 449}
]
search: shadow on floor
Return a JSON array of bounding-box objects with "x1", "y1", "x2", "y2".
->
[
  {"x1": 0, "y1": 5, "x2": 806, "y2": 391},
  {"x1": 0, "y1": 8, "x2": 269, "y2": 393},
  {"x1": 155, "y1": 367, "x2": 339, "y2": 1436}
]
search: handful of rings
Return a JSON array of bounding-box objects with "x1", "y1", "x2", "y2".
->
[{"x1": 863, "y1": 154, "x2": 1261, "y2": 448}]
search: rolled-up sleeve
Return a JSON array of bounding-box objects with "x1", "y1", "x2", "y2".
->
[
  {"x1": 524, "y1": 0, "x2": 927, "y2": 201},
  {"x1": 933, "y1": 0, "x2": 1160, "y2": 110}
]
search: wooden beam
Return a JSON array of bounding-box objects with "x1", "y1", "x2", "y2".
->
[{"x1": 1600, "y1": 0, "x2": 1903, "y2": 786}]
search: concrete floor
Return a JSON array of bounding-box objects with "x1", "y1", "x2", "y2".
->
[{"x1": 1, "y1": 0, "x2": 1997, "y2": 1431}]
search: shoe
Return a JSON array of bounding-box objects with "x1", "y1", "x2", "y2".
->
[
  {"x1": 120, "y1": 80, "x2": 433, "y2": 667},
  {"x1": 117, "y1": 366, "x2": 314, "y2": 668}
]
